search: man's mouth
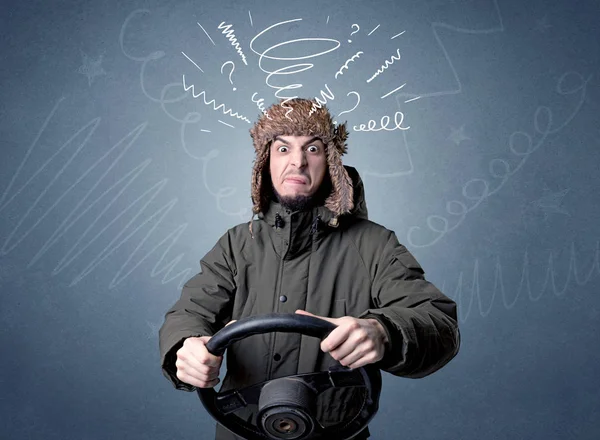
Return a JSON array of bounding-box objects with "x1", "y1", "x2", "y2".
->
[{"x1": 285, "y1": 176, "x2": 308, "y2": 184}]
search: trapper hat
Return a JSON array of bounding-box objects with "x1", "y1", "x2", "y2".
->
[{"x1": 249, "y1": 98, "x2": 354, "y2": 223}]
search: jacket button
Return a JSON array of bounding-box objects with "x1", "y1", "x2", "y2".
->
[
  {"x1": 273, "y1": 353, "x2": 281, "y2": 361},
  {"x1": 279, "y1": 295, "x2": 287, "y2": 302}
]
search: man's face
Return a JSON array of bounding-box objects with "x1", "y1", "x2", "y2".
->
[{"x1": 269, "y1": 135, "x2": 327, "y2": 201}]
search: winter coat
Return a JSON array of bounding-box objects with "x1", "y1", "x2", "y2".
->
[{"x1": 159, "y1": 166, "x2": 460, "y2": 440}]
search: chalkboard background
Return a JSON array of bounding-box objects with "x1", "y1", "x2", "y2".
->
[{"x1": 1, "y1": 0, "x2": 599, "y2": 439}]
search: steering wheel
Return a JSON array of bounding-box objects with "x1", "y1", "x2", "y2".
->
[{"x1": 196, "y1": 313, "x2": 382, "y2": 440}]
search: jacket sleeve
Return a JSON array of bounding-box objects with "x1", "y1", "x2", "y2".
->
[
  {"x1": 158, "y1": 230, "x2": 237, "y2": 391},
  {"x1": 359, "y1": 231, "x2": 460, "y2": 378}
]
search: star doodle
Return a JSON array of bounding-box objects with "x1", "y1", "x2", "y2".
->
[
  {"x1": 530, "y1": 188, "x2": 570, "y2": 219},
  {"x1": 146, "y1": 320, "x2": 162, "y2": 340},
  {"x1": 448, "y1": 125, "x2": 470, "y2": 145},
  {"x1": 77, "y1": 50, "x2": 107, "y2": 86}
]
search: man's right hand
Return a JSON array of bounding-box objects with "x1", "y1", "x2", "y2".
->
[{"x1": 175, "y1": 320, "x2": 236, "y2": 388}]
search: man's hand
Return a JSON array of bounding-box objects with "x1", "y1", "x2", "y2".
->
[
  {"x1": 295, "y1": 309, "x2": 389, "y2": 369},
  {"x1": 175, "y1": 320, "x2": 237, "y2": 388}
]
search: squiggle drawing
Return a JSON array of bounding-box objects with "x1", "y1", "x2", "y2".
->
[
  {"x1": 443, "y1": 240, "x2": 600, "y2": 323},
  {"x1": 217, "y1": 21, "x2": 248, "y2": 65},
  {"x1": 308, "y1": 84, "x2": 335, "y2": 115},
  {"x1": 182, "y1": 75, "x2": 251, "y2": 123},
  {"x1": 406, "y1": 71, "x2": 591, "y2": 249},
  {"x1": 249, "y1": 17, "x2": 341, "y2": 118},
  {"x1": 335, "y1": 51, "x2": 363, "y2": 79},
  {"x1": 366, "y1": 48, "x2": 401, "y2": 83}
]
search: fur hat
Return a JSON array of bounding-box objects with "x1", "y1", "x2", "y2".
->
[{"x1": 249, "y1": 98, "x2": 354, "y2": 223}]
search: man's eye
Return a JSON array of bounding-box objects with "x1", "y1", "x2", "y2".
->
[
  {"x1": 307, "y1": 145, "x2": 319, "y2": 152},
  {"x1": 278, "y1": 146, "x2": 288, "y2": 152}
]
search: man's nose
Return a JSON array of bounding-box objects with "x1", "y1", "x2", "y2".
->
[{"x1": 290, "y1": 149, "x2": 307, "y2": 168}]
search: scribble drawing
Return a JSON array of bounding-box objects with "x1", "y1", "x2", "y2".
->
[
  {"x1": 367, "y1": 48, "x2": 401, "y2": 83},
  {"x1": 308, "y1": 85, "x2": 334, "y2": 115},
  {"x1": 182, "y1": 74, "x2": 251, "y2": 123},
  {"x1": 1, "y1": 97, "x2": 192, "y2": 290},
  {"x1": 77, "y1": 50, "x2": 106, "y2": 86},
  {"x1": 217, "y1": 21, "x2": 249, "y2": 65},
  {"x1": 335, "y1": 51, "x2": 363, "y2": 79},
  {"x1": 443, "y1": 240, "x2": 600, "y2": 323}
]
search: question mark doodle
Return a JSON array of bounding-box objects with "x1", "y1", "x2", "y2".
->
[
  {"x1": 348, "y1": 24, "x2": 360, "y2": 43},
  {"x1": 333, "y1": 91, "x2": 361, "y2": 124},
  {"x1": 221, "y1": 61, "x2": 236, "y2": 91}
]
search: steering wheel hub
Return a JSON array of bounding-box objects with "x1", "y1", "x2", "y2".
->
[{"x1": 257, "y1": 378, "x2": 317, "y2": 439}]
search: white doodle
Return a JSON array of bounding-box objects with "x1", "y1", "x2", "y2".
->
[
  {"x1": 381, "y1": 83, "x2": 406, "y2": 99},
  {"x1": 404, "y1": 96, "x2": 421, "y2": 103},
  {"x1": 334, "y1": 51, "x2": 363, "y2": 79},
  {"x1": 348, "y1": 24, "x2": 360, "y2": 43},
  {"x1": 448, "y1": 125, "x2": 470, "y2": 145},
  {"x1": 251, "y1": 92, "x2": 272, "y2": 119},
  {"x1": 406, "y1": 71, "x2": 591, "y2": 248},
  {"x1": 218, "y1": 120, "x2": 235, "y2": 128},
  {"x1": 197, "y1": 22, "x2": 216, "y2": 46},
  {"x1": 120, "y1": 9, "x2": 247, "y2": 220},
  {"x1": 221, "y1": 61, "x2": 237, "y2": 91},
  {"x1": 248, "y1": 11, "x2": 253, "y2": 27},
  {"x1": 445, "y1": 240, "x2": 600, "y2": 323},
  {"x1": 367, "y1": 24, "x2": 380, "y2": 36},
  {"x1": 77, "y1": 50, "x2": 106, "y2": 86},
  {"x1": 0, "y1": 97, "x2": 192, "y2": 290},
  {"x1": 181, "y1": 51, "x2": 204, "y2": 72},
  {"x1": 308, "y1": 84, "x2": 335, "y2": 115},
  {"x1": 182, "y1": 74, "x2": 251, "y2": 123},
  {"x1": 249, "y1": 18, "x2": 341, "y2": 116},
  {"x1": 391, "y1": 30, "x2": 405, "y2": 40},
  {"x1": 353, "y1": 111, "x2": 409, "y2": 132},
  {"x1": 333, "y1": 91, "x2": 360, "y2": 125},
  {"x1": 521, "y1": 188, "x2": 570, "y2": 227},
  {"x1": 366, "y1": 48, "x2": 401, "y2": 83},
  {"x1": 217, "y1": 21, "x2": 249, "y2": 65}
]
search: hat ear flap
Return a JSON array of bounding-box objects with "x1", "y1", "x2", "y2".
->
[
  {"x1": 324, "y1": 137, "x2": 354, "y2": 218},
  {"x1": 251, "y1": 145, "x2": 270, "y2": 214},
  {"x1": 333, "y1": 122, "x2": 349, "y2": 155}
]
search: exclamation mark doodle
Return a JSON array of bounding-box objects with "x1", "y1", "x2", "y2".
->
[{"x1": 348, "y1": 24, "x2": 360, "y2": 43}]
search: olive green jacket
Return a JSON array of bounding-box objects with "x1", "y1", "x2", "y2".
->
[{"x1": 159, "y1": 166, "x2": 460, "y2": 439}]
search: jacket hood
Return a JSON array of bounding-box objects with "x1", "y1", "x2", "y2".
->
[
  {"x1": 249, "y1": 98, "x2": 355, "y2": 227},
  {"x1": 256, "y1": 164, "x2": 369, "y2": 229}
]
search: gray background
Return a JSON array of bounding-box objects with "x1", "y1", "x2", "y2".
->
[{"x1": 1, "y1": 0, "x2": 599, "y2": 439}]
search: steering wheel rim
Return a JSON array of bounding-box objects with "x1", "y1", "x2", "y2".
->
[{"x1": 196, "y1": 313, "x2": 382, "y2": 440}]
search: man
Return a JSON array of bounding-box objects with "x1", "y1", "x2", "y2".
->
[{"x1": 159, "y1": 98, "x2": 460, "y2": 440}]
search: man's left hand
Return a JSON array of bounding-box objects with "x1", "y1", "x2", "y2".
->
[{"x1": 295, "y1": 309, "x2": 389, "y2": 369}]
